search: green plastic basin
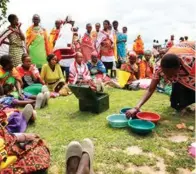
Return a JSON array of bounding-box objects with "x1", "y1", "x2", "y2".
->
[{"x1": 128, "y1": 119, "x2": 155, "y2": 135}]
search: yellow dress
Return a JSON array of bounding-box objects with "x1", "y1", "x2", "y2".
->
[{"x1": 41, "y1": 63, "x2": 65, "y2": 91}]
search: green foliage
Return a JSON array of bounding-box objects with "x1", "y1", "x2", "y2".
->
[{"x1": 0, "y1": 0, "x2": 9, "y2": 26}]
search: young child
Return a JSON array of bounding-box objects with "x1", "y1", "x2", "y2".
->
[{"x1": 1, "y1": 84, "x2": 49, "y2": 109}]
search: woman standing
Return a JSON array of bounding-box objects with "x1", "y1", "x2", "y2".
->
[
  {"x1": 26, "y1": 14, "x2": 50, "y2": 69},
  {"x1": 81, "y1": 23, "x2": 95, "y2": 62},
  {"x1": 126, "y1": 42, "x2": 195, "y2": 117},
  {"x1": 117, "y1": 27, "x2": 127, "y2": 63},
  {"x1": 0, "y1": 14, "x2": 25, "y2": 67},
  {"x1": 96, "y1": 20, "x2": 115, "y2": 75}
]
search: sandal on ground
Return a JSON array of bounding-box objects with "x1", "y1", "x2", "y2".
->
[
  {"x1": 35, "y1": 93, "x2": 44, "y2": 109},
  {"x1": 22, "y1": 104, "x2": 34, "y2": 123},
  {"x1": 66, "y1": 141, "x2": 83, "y2": 174}
]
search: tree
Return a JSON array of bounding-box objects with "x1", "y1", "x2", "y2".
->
[{"x1": 0, "y1": 0, "x2": 9, "y2": 27}]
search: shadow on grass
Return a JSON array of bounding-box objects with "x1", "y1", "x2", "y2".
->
[{"x1": 68, "y1": 110, "x2": 98, "y2": 120}]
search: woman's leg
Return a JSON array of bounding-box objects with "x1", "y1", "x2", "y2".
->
[
  {"x1": 170, "y1": 82, "x2": 195, "y2": 111},
  {"x1": 102, "y1": 62, "x2": 109, "y2": 74},
  {"x1": 23, "y1": 84, "x2": 43, "y2": 95},
  {"x1": 76, "y1": 153, "x2": 90, "y2": 174}
]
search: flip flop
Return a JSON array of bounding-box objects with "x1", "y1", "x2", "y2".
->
[
  {"x1": 66, "y1": 141, "x2": 83, "y2": 173},
  {"x1": 81, "y1": 138, "x2": 94, "y2": 174},
  {"x1": 22, "y1": 104, "x2": 34, "y2": 123},
  {"x1": 35, "y1": 93, "x2": 44, "y2": 109},
  {"x1": 41, "y1": 92, "x2": 50, "y2": 108}
]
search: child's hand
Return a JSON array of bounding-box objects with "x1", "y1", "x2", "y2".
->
[{"x1": 19, "y1": 94, "x2": 25, "y2": 100}]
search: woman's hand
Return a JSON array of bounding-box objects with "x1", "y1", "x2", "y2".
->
[
  {"x1": 16, "y1": 133, "x2": 39, "y2": 143},
  {"x1": 25, "y1": 133, "x2": 39, "y2": 141},
  {"x1": 126, "y1": 108, "x2": 139, "y2": 119}
]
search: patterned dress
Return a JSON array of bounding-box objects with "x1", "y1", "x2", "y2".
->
[
  {"x1": 0, "y1": 27, "x2": 25, "y2": 67},
  {"x1": 0, "y1": 125, "x2": 50, "y2": 173}
]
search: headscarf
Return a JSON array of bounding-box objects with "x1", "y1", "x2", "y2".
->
[
  {"x1": 144, "y1": 50, "x2": 152, "y2": 55},
  {"x1": 128, "y1": 51, "x2": 137, "y2": 57},
  {"x1": 91, "y1": 51, "x2": 98, "y2": 57}
]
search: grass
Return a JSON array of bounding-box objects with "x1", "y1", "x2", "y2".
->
[{"x1": 27, "y1": 89, "x2": 195, "y2": 174}]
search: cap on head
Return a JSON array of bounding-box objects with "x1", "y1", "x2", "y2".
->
[{"x1": 144, "y1": 50, "x2": 152, "y2": 55}]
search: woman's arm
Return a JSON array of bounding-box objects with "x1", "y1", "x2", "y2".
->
[
  {"x1": 14, "y1": 99, "x2": 35, "y2": 107},
  {"x1": 2, "y1": 41, "x2": 10, "y2": 45},
  {"x1": 126, "y1": 79, "x2": 159, "y2": 118},
  {"x1": 15, "y1": 133, "x2": 39, "y2": 143},
  {"x1": 18, "y1": 25, "x2": 25, "y2": 41}
]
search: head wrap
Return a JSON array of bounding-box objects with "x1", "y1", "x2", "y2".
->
[
  {"x1": 144, "y1": 50, "x2": 152, "y2": 55},
  {"x1": 128, "y1": 51, "x2": 137, "y2": 57},
  {"x1": 91, "y1": 51, "x2": 98, "y2": 57}
]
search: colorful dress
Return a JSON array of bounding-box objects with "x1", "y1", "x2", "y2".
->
[
  {"x1": 0, "y1": 67, "x2": 21, "y2": 86},
  {"x1": 81, "y1": 33, "x2": 95, "y2": 62},
  {"x1": 49, "y1": 28, "x2": 60, "y2": 50},
  {"x1": 153, "y1": 41, "x2": 195, "y2": 110},
  {"x1": 139, "y1": 60, "x2": 154, "y2": 79},
  {"x1": 0, "y1": 125, "x2": 50, "y2": 173},
  {"x1": 133, "y1": 38, "x2": 144, "y2": 55},
  {"x1": 26, "y1": 26, "x2": 50, "y2": 69},
  {"x1": 121, "y1": 62, "x2": 138, "y2": 84},
  {"x1": 0, "y1": 27, "x2": 25, "y2": 67},
  {"x1": 16, "y1": 65, "x2": 44, "y2": 95},
  {"x1": 41, "y1": 63, "x2": 65, "y2": 91},
  {"x1": 91, "y1": 31, "x2": 98, "y2": 44},
  {"x1": 117, "y1": 33, "x2": 127, "y2": 61},
  {"x1": 69, "y1": 61, "x2": 97, "y2": 91}
]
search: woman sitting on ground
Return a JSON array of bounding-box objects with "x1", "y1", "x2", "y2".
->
[
  {"x1": 0, "y1": 55, "x2": 22, "y2": 98},
  {"x1": 121, "y1": 51, "x2": 139, "y2": 85},
  {"x1": 87, "y1": 51, "x2": 121, "y2": 88},
  {"x1": 17, "y1": 53, "x2": 48, "y2": 95},
  {"x1": 0, "y1": 112, "x2": 50, "y2": 173},
  {"x1": 69, "y1": 52, "x2": 102, "y2": 91},
  {"x1": 41, "y1": 54, "x2": 65, "y2": 92},
  {"x1": 139, "y1": 50, "x2": 154, "y2": 79},
  {"x1": 126, "y1": 41, "x2": 195, "y2": 117}
]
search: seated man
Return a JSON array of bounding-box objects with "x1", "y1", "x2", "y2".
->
[
  {"x1": 121, "y1": 51, "x2": 139, "y2": 84},
  {"x1": 69, "y1": 52, "x2": 102, "y2": 91},
  {"x1": 139, "y1": 50, "x2": 154, "y2": 79},
  {"x1": 87, "y1": 51, "x2": 121, "y2": 88}
]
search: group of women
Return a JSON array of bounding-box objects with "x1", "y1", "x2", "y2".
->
[{"x1": 0, "y1": 12, "x2": 195, "y2": 173}]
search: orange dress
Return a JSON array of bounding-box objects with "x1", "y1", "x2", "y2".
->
[
  {"x1": 139, "y1": 60, "x2": 154, "y2": 79},
  {"x1": 133, "y1": 38, "x2": 144, "y2": 55}
]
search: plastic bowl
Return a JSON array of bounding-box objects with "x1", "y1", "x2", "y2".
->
[
  {"x1": 120, "y1": 107, "x2": 132, "y2": 114},
  {"x1": 128, "y1": 119, "x2": 155, "y2": 135},
  {"x1": 107, "y1": 114, "x2": 130, "y2": 128},
  {"x1": 136, "y1": 112, "x2": 161, "y2": 123}
]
